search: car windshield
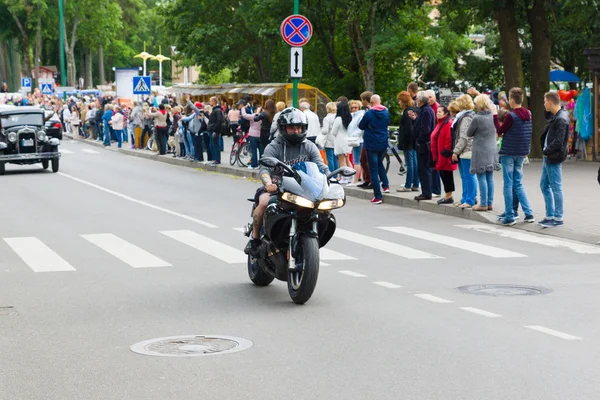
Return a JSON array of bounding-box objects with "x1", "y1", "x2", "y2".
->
[{"x1": 0, "y1": 113, "x2": 44, "y2": 128}]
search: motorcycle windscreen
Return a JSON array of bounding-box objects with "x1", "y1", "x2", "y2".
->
[{"x1": 293, "y1": 162, "x2": 327, "y2": 201}]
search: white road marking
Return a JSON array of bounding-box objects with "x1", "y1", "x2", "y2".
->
[
  {"x1": 373, "y1": 281, "x2": 402, "y2": 289},
  {"x1": 60, "y1": 149, "x2": 74, "y2": 154},
  {"x1": 379, "y1": 226, "x2": 527, "y2": 258},
  {"x1": 414, "y1": 294, "x2": 453, "y2": 303},
  {"x1": 525, "y1": 325, "x2": 582, "y2": 341},
  {"x1": 161, "y1": 230, "x2": 246, "y2": 264},
  {"x1": 320, "y1": 248, "x2": 356, "y2": 261},
  {"x1": 460, "y1": 307, "x2": 502, "y2": 318},
  {"x1": 231, "y1": 227, "x2": 354, "y2": 262},
  {"x1": 334, "y1": 229, "x2": 441, "y2": 259},
  {"x1": 81, "y1": 234, "x2": 171, "y2": 268},
  {"x1": 338, "y1": 270, "x2": 366, "y2": 278},
  {"x1": 58, "y1": 173, "x2": 217, "y2": 228},
  {"x1": 3, "y1": 237, "x2": 75, "y2": 272},
  {"x1": 320, "y1": 262, "x2": 330, "y2": 266},
  {"x1": 81, "y1": 149, "x2": 100, "y2": 154},
  {"x1": 456, "y1": 224, "x2": 600, "y2": 255}
]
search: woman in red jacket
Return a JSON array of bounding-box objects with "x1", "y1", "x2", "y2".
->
[{"x1": 430, "y1": 106, "x2": 457, "y2": 205}]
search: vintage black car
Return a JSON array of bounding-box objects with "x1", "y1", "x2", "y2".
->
[{"x1": 0, "y1": 105, "x2": 61, "y2": 175}]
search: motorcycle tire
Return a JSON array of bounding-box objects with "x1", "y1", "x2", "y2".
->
[
  {"x1": 248, "y1": 255, "x2": 274, "y2": 286},
  {"x1": 287, "y1": 236, "x2": 319, "y2": 305}
]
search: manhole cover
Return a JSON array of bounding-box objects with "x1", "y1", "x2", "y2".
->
[
  {"x1": 130, "y1": 335, "x2": 253, "y2": 357},
  {"x1": 0, "y1": 306, "x2": 18, "y2": 316},
  {"x1": 457, "y1": 284, "x2": 551, "y2": 296}
]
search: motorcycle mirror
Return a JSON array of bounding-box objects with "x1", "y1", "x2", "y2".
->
[
  {"x1": 259, "y1": 157, "x2": 280, "y2": 168},
  {"x1": 327, "y1": 167, "x2": 356, "y2": 179}
]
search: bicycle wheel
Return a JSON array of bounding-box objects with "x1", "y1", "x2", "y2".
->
[
  {"x1": 229, "y1": 144, "x2": 239, "y2": 165},
  {"x1": 384, "y1": 153, "x2": 390, "y2": 173},
  {"x1": 237, "y1": 142, "x2": 252, "y2": 167}
]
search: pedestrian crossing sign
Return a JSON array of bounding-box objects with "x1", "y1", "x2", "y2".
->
[
  {"x1": 133, "y1": 76, "x2": 151, "y2": 95},
  {"x1": 41, "y1": 83, "x2": 53, "y2": 95}
]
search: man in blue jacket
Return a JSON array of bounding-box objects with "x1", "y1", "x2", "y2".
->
[
  {"x1": 358, "y1": 94, "x2": 390, "y2": 204},
  {"x1": 412, "y1": 91, "x2": 436, "y2": 201}
]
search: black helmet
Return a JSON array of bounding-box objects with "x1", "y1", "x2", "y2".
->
[{"x1": 277, "y1": 107, "x2": 307, "y2": 146}]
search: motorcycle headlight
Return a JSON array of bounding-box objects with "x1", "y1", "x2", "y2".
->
[
  {"x1": 37, "y1": 131, "x2": 47, "y2": 141},
  {"x1": 7, "y1": 132, "x2": 17, "y2": 142},
  {"x1": 281, "y1": 192, "x2": 314, "y2": 208},
  {"x1": 318, "y1": 199, "x2": 345, "y2": 210}
]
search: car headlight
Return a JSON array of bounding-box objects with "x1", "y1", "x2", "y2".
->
[
  {"x1": 7, "y1": 132, "x2": 16, "y2": 142},
  {"x1": 281, "y1": 192, "x2": 314, "y2": 208},
  {"x1": 318, "y1": 199, "x2": 345, "y2": 210},
  {"x1": 37, "y1": 131, "x2": 47, "y2": 141}
]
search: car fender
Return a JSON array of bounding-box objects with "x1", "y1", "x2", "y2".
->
[
  {"x1": 48, "y1": 138, "x2": 60, "y2": 146},
  {"x1": 0, "y1": 142, "x2": 6, "y2": 150}
]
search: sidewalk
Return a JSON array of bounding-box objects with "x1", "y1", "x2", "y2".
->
[{"x1": 65, "y1": 134, "x2": 600, "y2": 245}]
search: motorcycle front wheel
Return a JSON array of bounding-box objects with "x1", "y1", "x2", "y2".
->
[
  {"x1": 288, "y1": 236, "x2": 320, "y2": 304},
  {"x1": 248, "y1": 255, "x2": 274, "y2": 286}
]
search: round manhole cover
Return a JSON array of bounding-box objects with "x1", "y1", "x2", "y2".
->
[
  {"x1": 130, "y1": 335, "x2": 253, "y2": 357},
  {"x1": 0, "y1": 306, "x2": 18, "y2": 316},
  {"x1": 457, "y1": 284, "x2": 551, "y2": 296}
]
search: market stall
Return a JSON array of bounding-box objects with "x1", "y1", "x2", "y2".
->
[{"x1": 584, "y1": 48, "x2": 600, "y2": 160}]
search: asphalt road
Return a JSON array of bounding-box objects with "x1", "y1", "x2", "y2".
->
[{"x1": 1, "y1": 140, "x2": 600, "y2": 400}]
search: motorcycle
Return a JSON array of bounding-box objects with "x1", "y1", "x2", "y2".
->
[{"x1": 243, "y1": 157, "x2": 356, "y2": 304}]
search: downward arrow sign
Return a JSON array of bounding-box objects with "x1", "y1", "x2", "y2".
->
[{"x1": 294, "y1": 51, "x2": 300, "y2": 73}]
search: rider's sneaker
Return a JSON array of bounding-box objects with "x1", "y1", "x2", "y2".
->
[{"x1": 244, "y1": 238, "x2": 261, "y2": 257}]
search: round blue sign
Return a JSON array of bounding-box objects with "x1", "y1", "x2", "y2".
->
[{"x1": 280, "y1": 15, "x2": 313, "y2": 47}]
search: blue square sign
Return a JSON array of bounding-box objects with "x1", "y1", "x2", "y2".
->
[
  {"x1": 21, "y1": 77, "x2": 31, "y2": 87},
  {"x1": 133, "y1": 76, "x2": 151, "y2": 95}
]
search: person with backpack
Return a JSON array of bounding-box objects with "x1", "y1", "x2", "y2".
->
[
  {"x1": 207, "y1": 96, "x2": 224, "y2": 165},
  {"x1": 430, "y1": 106, "x2": 457, "y2": 204}
]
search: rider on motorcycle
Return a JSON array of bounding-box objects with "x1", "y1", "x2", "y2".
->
[{"x1": 244, "y1": 107, "x2": 330, "y2": 257}]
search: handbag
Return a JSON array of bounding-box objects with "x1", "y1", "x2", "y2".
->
[{"x1": 347, "y1": 136, "x2": 361, "y2": 147}]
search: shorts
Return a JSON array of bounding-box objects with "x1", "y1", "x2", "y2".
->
[
  {"x1": 352, "y1": 144, "x2": 363, "y2": 164},
  {"x1": 254, "y1": 187, "x2": 278, "y2": 204}
]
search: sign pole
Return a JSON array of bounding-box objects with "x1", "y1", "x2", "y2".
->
[
  {"x1": 292, "y1": 0, "x2": 299, "y2": 108},
  {"x1": 59, "y1": 0, "x2": 67, "y2": 100}
]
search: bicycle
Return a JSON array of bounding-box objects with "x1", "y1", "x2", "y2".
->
[
  {"x1": 229, "y1": 128, "x2": 252, "y2": 167},
  {"x1": 384, "y1": 129, "x2": 406, "y2": 175}
]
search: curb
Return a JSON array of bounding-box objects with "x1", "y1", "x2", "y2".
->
[{"x1": 64, "y1": 134, "x2": 600, "y2": 246}]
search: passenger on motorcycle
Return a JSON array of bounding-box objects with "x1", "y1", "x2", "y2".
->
[{"x1": 244, "y1": 107, "x2": 330, "y2": 257}]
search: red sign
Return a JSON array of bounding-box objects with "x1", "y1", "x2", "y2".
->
[{"x1": 280, "y1": 15, "x2": 313, "y2": 47}]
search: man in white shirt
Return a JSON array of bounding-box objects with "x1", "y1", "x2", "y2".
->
[{"x1": 299, "y1": 101, "x2": 320, "y2": 141}]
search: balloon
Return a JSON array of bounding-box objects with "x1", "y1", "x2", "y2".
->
[{"x1": 558, "y1": 90, "x2": 573, "y2": 101}]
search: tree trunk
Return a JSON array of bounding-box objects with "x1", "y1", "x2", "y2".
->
[
  {"x1": 34, "y1": 16, "x2": 42, "y2": 89},
  {"x1": 347, "y1": 4, "x2": 377, "y2": 92},
  {"x1": 494, "y1": 2, "x2": 527, "y2": 107},
  {"x1": 79, "y1": 49, "x2": 84, "y2": 88},
  {"x1": 86, "y1": 49, "x2": 93, "y2": 89},
  {"x1": 98, "y1": 45, "x2": 105, "y2": 85},
  {"x1": 12, "y1": 15, "x2": 32, "y2": 79},
  {"x1": 527, "y1": 0, "x2": 552, "y2": 158},
  {"x1": 0, "y1": 42, "x2": 9, "y2": 85},
  {"x1": 63, "y1": 15, "x2": 79, "y2": 86}
]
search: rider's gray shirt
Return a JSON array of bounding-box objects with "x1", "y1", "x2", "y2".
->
[{"x1": 259, "y1": 135, "x2": 330, "y2": 178}]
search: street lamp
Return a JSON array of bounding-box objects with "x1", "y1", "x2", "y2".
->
[
  {"x1": 151, "y1": 46, "x2": 171, "y2": 87},
  {"x1": 134, "y1": 42, "x2": 154, "y2": 76}
]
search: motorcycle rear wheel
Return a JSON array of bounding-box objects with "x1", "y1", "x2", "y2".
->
[
  {"x1": 248, "y1": 255, "x2": 274, "y2": 286},
  {"x1": 287, "y1": 236, "x2": 319, "y2": 304}
]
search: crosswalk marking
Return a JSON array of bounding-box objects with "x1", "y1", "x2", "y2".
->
[
  {"x1": 60, "y1": 149, "x2": 74, "y2": 154},
  {"x1": 379, "y1": 226, "x2": 527, "y2": 258},
  {"x1": 232, "y1": 228, "x2": 356, "y2": 261},
  {"x1": 161, "y1": 230, "x2": 247, "y2": 264},
  {"x1": 81, "y1": 149, "x2": 99, "y2": 154},
  {"x1": 456, "y1": 224, "x2": 600, "y2": 255},
  {"x1": 3, "y1": 237, "x2": 75, "y2": 272},
  {"x1": 334, "y1": 229, "x2": 441, "y2": 259},
  {"x1": 319, "y1": 248, "x2": 356, "y2": 261},
  {"x1": 81, "y1": 234, "x2": 171, "y2": 268}
]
